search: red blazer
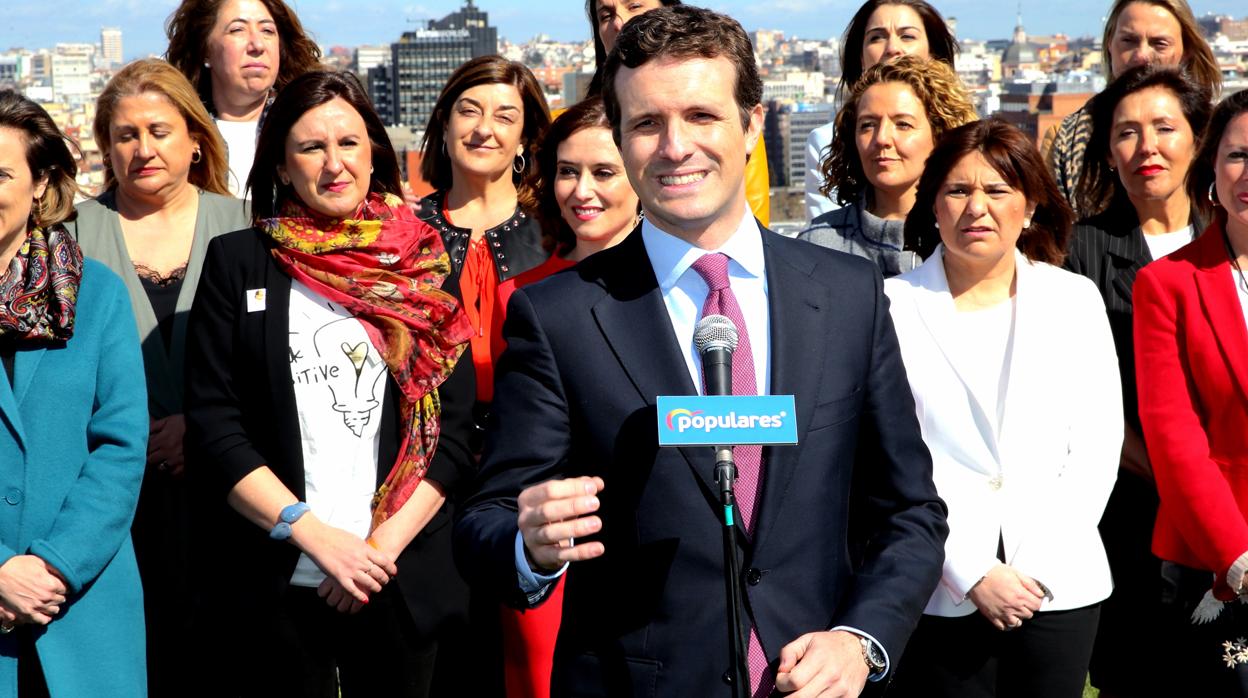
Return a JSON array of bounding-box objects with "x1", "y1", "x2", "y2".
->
[{"x1": 1135, "y1": 223, "x2": 1248, "y2": 598}]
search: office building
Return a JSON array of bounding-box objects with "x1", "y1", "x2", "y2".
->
[
  {"x1": 385, "y1": 0, "x2": 497, "y2": 130},
  {"x1": 101, "y1": 27, "x2": 123, "y2": 68}
]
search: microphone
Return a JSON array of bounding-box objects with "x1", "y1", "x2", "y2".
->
[{"x1": 693, "y1": 315, "x2": 738, "y2": 396}]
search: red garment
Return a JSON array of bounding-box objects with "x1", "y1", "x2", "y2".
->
[
  {"x1": 459, "y1": 238, "x2": 502, "y2": 402},
  {"x1": 499, "y1": 252, "x2": 574, "y2": 698},
  {"x1": 259, "y1": 192, "x2": 471, "y2": 528},
  {"x1": 1135, "y1": 223, "x2": 1248, "y2": 600}
]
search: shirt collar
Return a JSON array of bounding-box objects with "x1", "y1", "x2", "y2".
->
[{"x1": 641, "y1": 207, "x2": 766, "y2": 292}]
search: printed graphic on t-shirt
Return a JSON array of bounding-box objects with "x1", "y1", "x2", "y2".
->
[{"x1": 291, "y1": 314, "x2": 387, "y2": 437}]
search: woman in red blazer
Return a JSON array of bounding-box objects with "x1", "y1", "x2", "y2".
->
[{"x1": 1134, "y1": 88, "x2": 1248, "y2": 694}]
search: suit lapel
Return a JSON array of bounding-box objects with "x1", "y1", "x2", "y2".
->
[
  {"x1": 1106, "y1": 226, "x2": 1151, "y2": 313},
  {"x1": 259, "y1": 249, "x2": 305, "y2": 493},
  {"x1": 0, "y1": 356, "x2": 24, "y2": 451},
  {"x1": 589, "y1": 231, "x2": 710, "y2": 495},
  {"x1": 1193, "y1": 238, "x2": 1248, "y2": 406},
  {"x1": 911, "y1": 250, "x2": 1003, "y2": 462},
  {"x1": 0, "y1": 344, "x2": 50, "y2": 452},
  {"x1": 752, "y1": 232, "x2": 827, "y2": 549},
  {"x1": 996, "y1": 252, "x2": 1041, "y2": 460}
]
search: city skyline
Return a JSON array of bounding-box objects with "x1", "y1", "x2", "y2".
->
[{"x1": 4, "y1": 0, "x2": 1247, "y2": 61}]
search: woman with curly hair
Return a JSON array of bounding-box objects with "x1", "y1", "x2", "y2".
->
[
  {"x1": 798, "y1": 56, "x2": 977, "y2": 277},
  {"x1": 165, "y1": 0, "x2": 322, "y2": 196},
  {"x1": 804, "y1": 0, "x2": 960, "y2": 222}
]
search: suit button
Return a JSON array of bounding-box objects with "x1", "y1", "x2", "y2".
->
[
  {"x1": 747, "y1": 568, "x2": 762, "y2": 585},
  {"x1": 722, "y1": 671, "x2": 734, "y2": 685},
  {"x1": 5, "y1": 488, "x2": 22, "y2": 505}
]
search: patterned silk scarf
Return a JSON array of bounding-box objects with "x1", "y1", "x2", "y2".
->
[
  {"x1": 0, "y1": 224, "x2": 83, "y2": 342},
  {"x1": 259, "y1": 192, "x2": 472, "y2": 530}
]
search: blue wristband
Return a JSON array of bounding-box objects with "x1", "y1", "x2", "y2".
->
[{"x1": 269, "y1": 502, "x2": 311, "y2": 540}]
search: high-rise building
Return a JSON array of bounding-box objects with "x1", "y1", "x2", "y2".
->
[
  {"x1": 101, "y1": 27, "x2": 123, "y2": 68},
  {"x1": 385, "y1": 0, "x2": 497, "y2": 131}
]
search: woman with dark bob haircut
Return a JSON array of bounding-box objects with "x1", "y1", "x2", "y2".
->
[
  {"x1": 799, "y1": 56, "x2": 977, "y2": 278},
  {"x1": 0, "y1": 90, "x2": 147, "y2": 697},
  {"x1": 184, "y1": 71, "x2": 476, "y2": 696},
  {"x1": 165, "y1": 0, "x2": 323, "y2": 195},
  {"x1": 887, "y1": 118, "x2": 1122, "y2": 697},
  {"x1": 1065, "y1": 64, "x2": 1211, "y2": 697},
  {"x1": 805, "y1": 0, "x2": 960, "y2": 222},
  {"x1": 417, "y1": 55, "x2": 549, "y2": 424},
  {"x1": 415, "y1": 54, "x2": 551, "y2": 695}
]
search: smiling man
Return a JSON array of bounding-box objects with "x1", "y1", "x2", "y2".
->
[{"x1": 454, "y1": 7, "x2": 948, "y2": 697}]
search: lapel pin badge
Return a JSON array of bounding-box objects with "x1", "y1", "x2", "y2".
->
[{"x1": 246, "y1": 288, "x2": 267, "y2": 313}]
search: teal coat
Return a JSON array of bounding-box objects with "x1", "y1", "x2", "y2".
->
[{"x1": 0, "y1": 259, "x2": 148, "y2": 697}]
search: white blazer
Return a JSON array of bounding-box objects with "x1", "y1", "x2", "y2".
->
[{"x1": 884, "y1": 246, "x2": 1122, "y2": 617}]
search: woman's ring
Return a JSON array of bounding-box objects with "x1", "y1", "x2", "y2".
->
[{"x1": 157, "y1": 460, "x2": 170, "y2": 472}]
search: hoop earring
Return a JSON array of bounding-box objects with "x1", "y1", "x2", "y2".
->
[
  {"x1": 191, "y1": 149, "x2": 202, "y2": 164},
  {"x1": 1209, "y1": 182, "x2": 1220, "y2": 207},
  {"x1": 513, "y1": 153, "x2": 526, "y2": 174}
]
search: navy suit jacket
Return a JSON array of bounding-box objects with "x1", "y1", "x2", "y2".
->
[{"x1": 454, "y1": 225, "x2": 947, "y2": 697}]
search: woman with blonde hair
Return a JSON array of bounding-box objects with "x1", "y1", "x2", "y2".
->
[
  {"x1": 66, "y1": 57, "x2": 248, "y2": 697},
  {"x1": 799, "y1": 56, "x2": 977, "y2": 277}
]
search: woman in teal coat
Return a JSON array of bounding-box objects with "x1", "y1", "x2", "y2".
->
[{"x1": 0, "y1": 90, "x2": 147, "y2": 696}]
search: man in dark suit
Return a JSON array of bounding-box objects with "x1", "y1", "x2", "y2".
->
[{"x1": 453, "y1": 7, "x2": 947, "y2": 697}]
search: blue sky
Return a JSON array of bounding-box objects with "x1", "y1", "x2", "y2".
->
[{"x1": 2, "y1": 0, "x2": 1245, "y2": 60}]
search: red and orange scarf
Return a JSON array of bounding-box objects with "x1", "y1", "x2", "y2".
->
[{"x1": 259, "y1": 192, "x2": 471, "y2": 530}]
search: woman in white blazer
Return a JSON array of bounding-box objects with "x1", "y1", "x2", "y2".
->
[{"x1": 884, "y1": 119, "x2": 1122, "y2": 698}]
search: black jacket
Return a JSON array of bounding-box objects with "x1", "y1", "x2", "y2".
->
[
  {"x1": 417, "y1": 192, "x2": 546, "y2": 284},
  {"x1": 1066, "y1": 198, "x2": 1204, "y2": 432},
  {"x1": 454, "y1": 227, "x2": 947, "y2": 697}
]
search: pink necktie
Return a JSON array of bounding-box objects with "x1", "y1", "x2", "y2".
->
[{"x1": 690, "y1": 253, "x2": 771, "y2": 697}]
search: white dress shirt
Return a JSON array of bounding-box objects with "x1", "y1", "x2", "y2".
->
[{"x1": 640, "y1": 209, "x2": 770, "y2": 395}]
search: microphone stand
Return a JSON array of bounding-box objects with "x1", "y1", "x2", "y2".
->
[{"x1": 715, "y1": 443, "x2": 749, "y2": 698}]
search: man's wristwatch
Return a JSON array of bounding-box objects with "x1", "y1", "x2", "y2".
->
[{"x1": 860, "y1": 636, "x2": 886, "y2": 676}]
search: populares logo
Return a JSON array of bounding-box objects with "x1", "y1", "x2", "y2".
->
[
  {"x1": 666, "y1": 409, "x2": 788, "y2": 433},
  {"x1": 665, "y1": 408, "x2": 702, "y2": 430}
]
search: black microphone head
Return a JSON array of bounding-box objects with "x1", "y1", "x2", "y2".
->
[{"x1": 694, "y1": 314, "x2": 739, "y2": 356}]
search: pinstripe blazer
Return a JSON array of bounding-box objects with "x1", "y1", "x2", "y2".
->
[{"x1": 1065, "y1": 199, "x2": 1203, "y2": 431}]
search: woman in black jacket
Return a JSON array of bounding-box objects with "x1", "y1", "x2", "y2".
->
[
  {"x1": 184, "y1": 70, "x2": 475, "y2": 697},
  {"x1": 1065, "y1": 64, "x2": 1210, "y2": 698}
]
